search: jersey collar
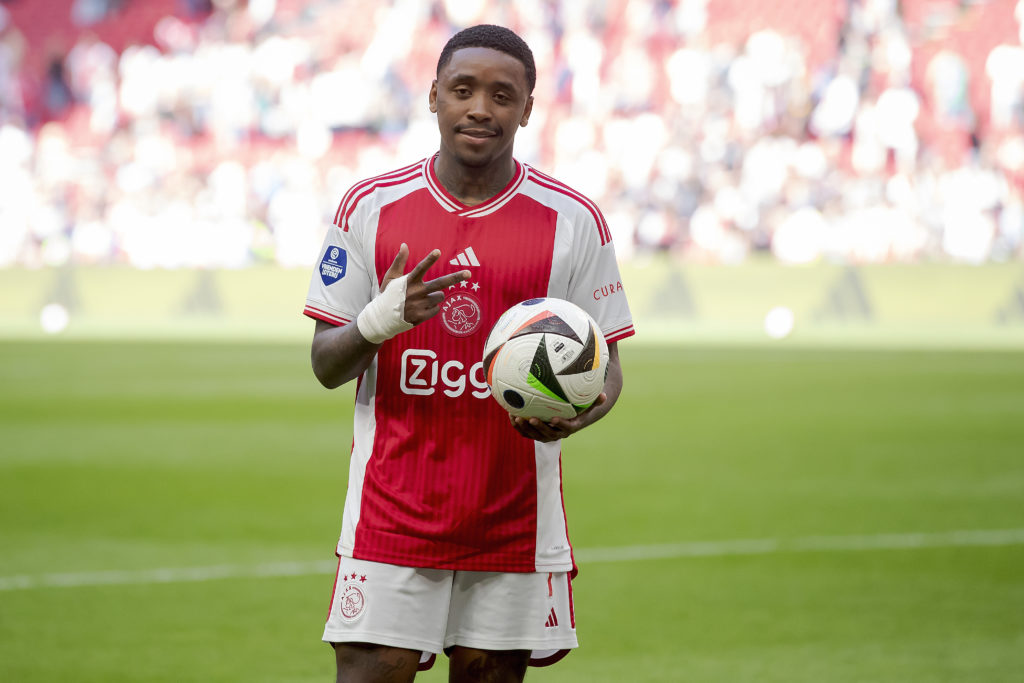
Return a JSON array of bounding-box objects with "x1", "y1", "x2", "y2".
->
[{"x1": 423, "y1": 153, "x2": 528, "y2": 218}]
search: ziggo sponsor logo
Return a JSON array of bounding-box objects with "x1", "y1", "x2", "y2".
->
[{"x1": 400, "y1": 349, "x2": 490, "y2": 398}]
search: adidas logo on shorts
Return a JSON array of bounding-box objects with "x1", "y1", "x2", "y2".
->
[{"x1": 544, "y1": 607, "x2": 558, "y2": 628}]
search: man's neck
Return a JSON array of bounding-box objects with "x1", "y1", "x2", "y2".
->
[{"x1": 433, "y1": 153, "x2": 516, "y2": 207}]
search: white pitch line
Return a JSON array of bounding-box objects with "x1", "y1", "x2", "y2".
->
[
  {"x1": 2, "y1": 528, "x2": 1023, "y2": 592},
  {"x1": 0, "y1": 561, "x2": 338, "y2": 592},
  {"x1": 575, "y1": 528, "x2": 1024, "y2": 563}
]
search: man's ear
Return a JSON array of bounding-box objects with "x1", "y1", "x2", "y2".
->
[
  {"x1": 429, "y1": 80, "x2": 438, "y2": 113},
  {"x1": 520, "y1": 95, "x2": 534, "y2": 127}
]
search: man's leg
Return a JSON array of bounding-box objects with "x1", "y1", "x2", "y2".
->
[
  {"x1": 324, "y1": 560, "x2": 453, "y2": 681},
  {"x1": 444, "y1": 570, "x2": 577, "y2": 681},
  {"x1": 334, "y1": 642, "x2": 421, "y2": 683},
  {"x1": 447, "y1": 647, "x2": 529, "y2": 683}
]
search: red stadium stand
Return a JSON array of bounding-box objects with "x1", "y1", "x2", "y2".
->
[
  {"x1": 5, "y1": 0, "x2": 203, "y2": 74},
  {"x1": 705, "y1": 0, "x2": 846, "y2": 72},
  {"x1": 0, "y1": 0, "x2": 1019, "y2": 268}
]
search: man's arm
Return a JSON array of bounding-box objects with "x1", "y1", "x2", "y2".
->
[
  {"x1": 311, "y1": 319, "x2": 381, "y2": 389},
  {"x1": 310, "y1": 244, "x2": 470, "y2": 389},
  {"x1": 510, "y1": 341, "x2": 623, "y2": 443}
]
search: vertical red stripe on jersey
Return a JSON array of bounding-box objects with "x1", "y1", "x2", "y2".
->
[{"x1": 349, "y1": 190, "x2": 561, "y2": 571}]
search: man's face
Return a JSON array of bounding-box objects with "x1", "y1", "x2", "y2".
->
[{"x1": 429, "y1": 47, "x2": 533, "y2": 169}]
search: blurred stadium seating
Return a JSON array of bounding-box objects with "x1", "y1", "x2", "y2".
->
[{"x1": 0, "y1": 0, "x2": 1021, "y2": 270}]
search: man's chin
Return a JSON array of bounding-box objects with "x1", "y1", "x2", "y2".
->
[{"x1": 452, "y1": 142, "x2": 513, "y2": 169}]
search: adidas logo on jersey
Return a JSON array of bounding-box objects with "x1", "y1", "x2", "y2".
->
[
  {"x1": 544, "y1": 607, "x2": 559, "y2": 628},
  {"x1": 450, "y1": 246, "x2": 480, "y2": 267}
]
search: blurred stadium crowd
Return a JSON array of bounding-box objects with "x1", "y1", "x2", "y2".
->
[{"x1": 0, "y1": 0, "x2": 1022, "y2": 270}]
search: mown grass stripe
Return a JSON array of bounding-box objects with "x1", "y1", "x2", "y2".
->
[{"x1": 3, "y1": 528, "x2": 1022, "y2": 592}]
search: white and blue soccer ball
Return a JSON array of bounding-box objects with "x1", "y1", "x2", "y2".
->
[{"x1": 482, "y1": 298, "x2": 609, "y2": 421}]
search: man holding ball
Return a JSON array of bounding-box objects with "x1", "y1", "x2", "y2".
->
[{"x1": 304, "y1": 24, "x2": 634, "y2": 682}]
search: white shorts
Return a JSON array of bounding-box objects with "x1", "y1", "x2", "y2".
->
[{"x1": 323, "y1": 557, "x2": 578, "y2": 670}]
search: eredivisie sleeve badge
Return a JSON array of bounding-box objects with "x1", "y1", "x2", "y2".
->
[{"x1": 320, "y1": 246, "x2": 347, "y2": 286}]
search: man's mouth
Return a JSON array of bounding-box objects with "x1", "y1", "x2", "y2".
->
[{"x1": 457, "y1": 128, "x2": 497, "y2": 139}]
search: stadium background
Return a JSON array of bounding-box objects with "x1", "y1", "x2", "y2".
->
[
  {"x1": 1, "y1": 0, "x2": 1024, "y2": 340},
  {"x1": 1, "y1": 1, "x2": 1023, "y2": 682}
]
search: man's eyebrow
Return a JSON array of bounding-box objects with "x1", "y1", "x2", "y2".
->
[
  {"x1": 448, "y1": 73, "x2": 521, "y2": 92},
  {"x1": 490, "y1": 79, "x2": 520, "y2": 92}
]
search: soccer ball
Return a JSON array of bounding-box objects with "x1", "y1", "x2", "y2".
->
[{"x1": 482, "y1": 298, "x2": 609, "y2": 421}]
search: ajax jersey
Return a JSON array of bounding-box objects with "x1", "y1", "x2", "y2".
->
[{"x1": 304, "y1": 155, "x2": 634, "y2": 573}]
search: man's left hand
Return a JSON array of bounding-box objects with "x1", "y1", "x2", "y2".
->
[{"x1": 509, "y1": 393, "x2": 608, "y2": 443}]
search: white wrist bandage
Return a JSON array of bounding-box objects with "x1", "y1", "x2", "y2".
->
[{"x1": 356, "y1": 274, "x2": 414, "y2": 344}]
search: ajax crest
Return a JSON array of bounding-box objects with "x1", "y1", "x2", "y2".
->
[
  {"x1": 340, "y1": 585, "x2": 365, "y2": 620},
  {"x1": 320, "y1": 246, "x2": 347, "y2": 286},
  {"x1": 337, "y1": 573, "x2": 368, "y2": 621},
  {"x1": 441, "y1": 292, "x2": 482, "y2": 337}
]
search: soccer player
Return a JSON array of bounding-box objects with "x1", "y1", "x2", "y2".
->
[{"x1": 304, "y1": 24, "x2": 634, "y2": 683}]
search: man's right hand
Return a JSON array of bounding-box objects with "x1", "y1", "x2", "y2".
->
[
  {"x1": 357, "y1": 244, "x2": 471, "y2": 343},
  {"x1": 381, "y1": 243, "x2": 472, "y2": 326}
]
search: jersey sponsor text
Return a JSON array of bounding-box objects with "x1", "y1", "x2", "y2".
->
[
  {"x1": 593, "y1": 281, "x2": 623, "y2": 300},
  {"x1": 400, "y1": 349, "x2": 490, "y2": 398}
]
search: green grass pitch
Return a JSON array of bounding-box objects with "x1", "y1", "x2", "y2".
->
[{"x1": 1, "y1": 340, "x2": 1023, "y2": 682}]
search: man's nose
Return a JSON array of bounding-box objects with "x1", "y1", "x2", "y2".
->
[{"x1": 466, "y1": 93, "x2": 492, "y2": 120}]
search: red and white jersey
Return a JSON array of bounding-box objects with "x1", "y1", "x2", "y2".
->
[{"x1": 304, "y1": 155, "x2": 634, "y2": 573}]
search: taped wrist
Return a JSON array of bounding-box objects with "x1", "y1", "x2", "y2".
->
[{"x1": 356, "y1": 274, "x2": 414, "y2": 344}]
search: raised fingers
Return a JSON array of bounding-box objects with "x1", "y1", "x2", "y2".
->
[
  {"x1": 406, "y1": 249, "x2": 442, "y2": 283},
  {"x1": 383, "y1": 243, "x2": 409, "y2": 281},
  {"x1": 400, "y1": 248, "x2": 472, "y2": 292},
  {"x1": 423, "y1": 269, "x2": 472, "y2": 292}
]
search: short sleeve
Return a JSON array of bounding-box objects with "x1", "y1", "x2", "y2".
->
[
  {"x1": 566, "y1": 212, "x2": 635, "y2": 344},
  {"x1": 303, "y1": 221, "x2": 374, "y2": 327}
]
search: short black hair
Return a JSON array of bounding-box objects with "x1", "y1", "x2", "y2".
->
[{"x1": 436, "y1": 24, "x2": 536, "y2": 94}]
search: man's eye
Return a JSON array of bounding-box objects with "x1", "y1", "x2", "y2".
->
[{"x1": 454, "y1": 88, "x2": 471, "y2": 97}]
